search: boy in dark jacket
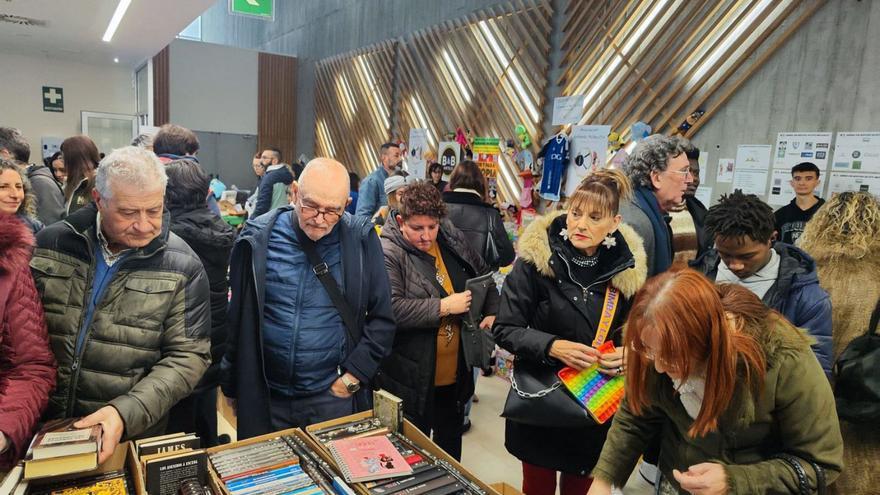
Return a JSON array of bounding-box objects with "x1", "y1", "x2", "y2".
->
[{"x1": 691, "y1": 191, "x2": 833, "y2": 376}]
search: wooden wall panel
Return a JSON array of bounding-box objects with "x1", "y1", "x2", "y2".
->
[
  {"x1": 314, "y1": 41, "x2": 396, "y2": 178},
  {"x1": 152, "y1": 46, "x2": 170, "y2": 126},
  {"x1": 258, "y1": 52, "x2": 298, "y2": 167},
  {"x1": 558, "y1": 0, "x2": 826, "y2": 143},
  {"x1": 396, "y1": 0, "x2": 554, "y2": 202}
]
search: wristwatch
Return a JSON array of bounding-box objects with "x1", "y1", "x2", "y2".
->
[{"x1": 340, "y1": 373, "x2": 361, "y2": 393}]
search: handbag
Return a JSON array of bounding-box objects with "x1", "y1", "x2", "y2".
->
[
  {"x1": 772, "y1": 454, "x2": 826, "y2": 495},
  {"x1": 460, "y1": 273, "x2": 496, "y2": 370},
  {"x1": 834, "y1": 297, "x2": 880, "y2": 422},
  {"x1": 501, "y1": 285, "x2": 621, "y2": 428},
  {"x1": 483, "y1": 212, "x2": 501, "y2": 270}
]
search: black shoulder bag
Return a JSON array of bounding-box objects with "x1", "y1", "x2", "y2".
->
[{"x1": 834, "y1": 297, "x2": 880, "y2": 422}]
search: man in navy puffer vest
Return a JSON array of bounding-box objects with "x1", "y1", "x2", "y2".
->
[{"x1": 221, "y1": 158, "x2": 396, "y2": 438}]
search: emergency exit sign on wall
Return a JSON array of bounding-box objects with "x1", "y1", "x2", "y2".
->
[{"x1": 229, "y1": 0, "x2": 274, "y2": 20}]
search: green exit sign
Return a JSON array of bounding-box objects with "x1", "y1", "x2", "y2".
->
[{"x1": 229, "y1": 0, "x2": 274, "y2": 20}]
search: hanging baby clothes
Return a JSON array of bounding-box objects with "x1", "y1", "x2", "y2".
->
[{"x1": 538, "y1": 134, "x2": 570, "y2": 202}]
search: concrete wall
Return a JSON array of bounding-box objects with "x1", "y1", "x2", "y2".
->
[
  {"x1": 659, "y1": 0, "x2": 880, "y2": 205},
  {"x1": 200, "y1": 0, "x2": 880, "y2": 206},
  {"x1": 199, "y1": 0, "x2": 502, "y2": 157},
  {"x1": 0, "y1": 50, "x2": 135, "y2": 160},
  {"x1": 169, "y1": 39, "x2": 259, "y2": 135}
]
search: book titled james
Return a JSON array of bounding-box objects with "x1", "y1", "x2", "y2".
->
[
  {"x1": 328, "y1": 436, "x2": 412, "y2": 483},
  {"x1": 144, "y1": 449, "x2": 207, "y2": 495}
]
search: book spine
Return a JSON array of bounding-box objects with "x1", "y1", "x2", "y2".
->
[
  {"x1": 227, "y1": 472, "x2": 311, "y2": 495},
  {"x1": 225, "y1": 465, "x2": 304, "y2": 490}
]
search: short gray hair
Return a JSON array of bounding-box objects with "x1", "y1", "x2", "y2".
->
[
  {"x1": 623, "y1": 134, "x2": 691, "y2": 188},
  {"x1": 95, "y1": 146, "x2": 167, "y2": 199}
]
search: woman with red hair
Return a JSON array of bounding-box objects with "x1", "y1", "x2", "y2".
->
[{"x1": 588, "y1": 269, "x2": 843, "y2": 494}]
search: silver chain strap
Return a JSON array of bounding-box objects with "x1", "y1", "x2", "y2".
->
[{"x1": 510, "y1": 371, "x2": 563, "y2": 399}]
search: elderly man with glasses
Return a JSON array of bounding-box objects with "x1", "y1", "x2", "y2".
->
[
  {"x1": 221, "y1": 157, "x2": 396, "y2": 439},
  {"x1": 619, "y1": 134, "x2": 694, "y2": 278}
]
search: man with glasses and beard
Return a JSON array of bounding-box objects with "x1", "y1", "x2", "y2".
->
[{"x1": 221, "y1": 158, "x2": 396, "y2": 439}]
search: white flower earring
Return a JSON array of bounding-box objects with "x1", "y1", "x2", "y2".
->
[
  {"x1": 602, "y1": 232, "x2": 617, "y2": 249},
  {"x1": 559, "y1": 228, "x2": 570, "y2": 241}
]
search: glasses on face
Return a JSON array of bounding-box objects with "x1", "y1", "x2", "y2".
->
[
  {"x1": 666, "y1": 167, "x2": 694, "y2": 179},
  {"x1": 299, "y1": 201, "x2": 343, "y2": 221}
]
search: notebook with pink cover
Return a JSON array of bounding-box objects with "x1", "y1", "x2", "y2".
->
[{"x1": 328, "y1": 435, "x2": 413, "y2": 483}]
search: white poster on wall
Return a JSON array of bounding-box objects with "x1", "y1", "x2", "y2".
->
[
  {"x1": 832, "y1": 132, "x2": 880, "y2": 173},
  {"x1": 773, "y1": 132, "x2": 832, "y2": 171},
  {"x1": 716, "y1": 158, "x2": 735, "y2": 183},
  {"x1": 827, "y1": 172, "x2": 880, "y2": 195},
  {"x1": 732, "y1": 169, "x2": 769, "y2": 196},
  {"x1": 552, "y1": 95, "x2": 586, "y2": 126},
  {"x1": 736, "y1": 145, "x2": 772, "y2": 171},
  {"x1": 695, "y1": 186, "x2": 712, "y2": 207},
  {"x1": 407, "y1": 128, "x2": 429, "y2": 179},
  {"x1": 697, "y1": 151, "x2": 708, "y2": 184},
  {"x1": 563, "y1": 125, "x2": 611, "y2": 197}
]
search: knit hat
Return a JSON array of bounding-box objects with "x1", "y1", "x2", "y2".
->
[{"x1": 384, "y1": 175, "x2": 412, "y2": 195}]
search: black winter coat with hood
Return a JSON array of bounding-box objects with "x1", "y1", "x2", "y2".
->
[
  {"x1": 442, "y1": 190, "x2": 515, "y2": 270},
  {"x1": 493, "y1": 212, "x2": 647, "y2": 475}
]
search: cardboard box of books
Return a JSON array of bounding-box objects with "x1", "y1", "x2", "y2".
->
[
  {"x1": 22, "y1": 442, "x2": 147, "y2": 495},
  {"x1": 204, "y1": 427, "x2": 355, "y2": 495},
  {"x1": 304, "y1": 392, "x2": 500, "y2": 495}
]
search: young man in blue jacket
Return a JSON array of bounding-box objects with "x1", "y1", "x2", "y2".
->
[
  {"x1": 691, "y1": 190, "x2": 833, "y2": 377},
  {"x1": 221, "y1": 158, "x2": 396, "y2": 439}
]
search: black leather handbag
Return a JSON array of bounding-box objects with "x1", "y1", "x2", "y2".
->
[
  {"x1": 501, "y1": 358, "x2": 592, "y2": 428},
  {"x1": 834, "y1": 298, "x2": 880, "y2": 422}
]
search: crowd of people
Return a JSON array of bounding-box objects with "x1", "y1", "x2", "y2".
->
[{"x1": 0, "y1": 123, "x2": 874, "y2": 494}]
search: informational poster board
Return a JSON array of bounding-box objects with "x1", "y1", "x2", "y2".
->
[
  {"x1": 695, "y1": 186, "x2": 712, "y2": 207},
  {"x1": 407, "y1": 128, "x2": 429, "y2": 179},
  {"x1": 716, "y1": 158, "x2": 735, "y2": 183},
  {"x1": 773, "y1": 132, "x2": 832, "y2": 171},
  {"x1": 563, "y1": 125, "x2": 610, "y2": 197},
  {"x1": 473, "y1": 137, "x2": 501, "y2": 201},
  {"x1": 733, "y1": 145, "x2": 771, "y2": 196},
  {"x1": 832, "y1": 132, "x2": 880, "y2": 173},
  {"x1": 552, "y1": 95, "x2": 585, "y2": 126},
  {"x1": 827, "y1": 172, "x2": 880, "y2": 195}
]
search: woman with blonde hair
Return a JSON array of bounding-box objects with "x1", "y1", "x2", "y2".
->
[
  {"x1": 800, "y1": 191, "x2": 880, "y2": 494},
  {"x1": 493, "y1": 168, "x2": 647, "y2": 495},
  {"x1": 587, "y1": 269, "x2": 843, "y2": 495},
  {"x1": 0, "y1": 158, "x2": 42, "y2": 233}
]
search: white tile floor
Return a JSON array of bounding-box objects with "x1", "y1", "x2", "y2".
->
[{"x1": 217, "y1": 376, "x2": 654, "y2": 494}]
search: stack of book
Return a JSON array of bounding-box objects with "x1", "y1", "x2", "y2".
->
[
  {"x1": 23, "y1": 419, "x2": 102, "y2": 480},
  {"x1": 134, "y1": 432, "x2": 206, "y2": 495},
  {"x1": 209, "y1": 437, "x2": 323, "y2": 495},
  {"x1": 27, "y1": 470, "x2": 132, "y2": 495}
]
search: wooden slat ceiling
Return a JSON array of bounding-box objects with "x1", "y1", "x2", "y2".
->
[
  {"x1": 558, "y1": 0, "x2": 826, "y2": 141},
  {"x1": 314, "y1": 0, "x2": 823, "y2": 200},
  {"x1": 314, "y1": 41, "x2": 397, "y2": 179},
  {"x1": 395, "y1": 0, "x2": 553, "y2": 203}
]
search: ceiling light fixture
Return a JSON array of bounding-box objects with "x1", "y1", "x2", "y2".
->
[
  {"x1": 102, "y1": 0, "x2": 132, "y2": 42},
  {"x1": 114, "y1": 57, "x2": 119, "y2": 63}
]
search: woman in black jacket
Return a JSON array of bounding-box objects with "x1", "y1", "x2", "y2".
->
[
  {"x1": 493, "y1": 169, "x2": 647, "y2": 495},
  {"x1": 164, "y1": 160, "x2": 236, "y2": 447},
  {"x1": 443, "y1": 160, "x2": 515, "y2": 270},
  {"x1": 378, "y1": 181, "x2": 499, "y2": 461}
]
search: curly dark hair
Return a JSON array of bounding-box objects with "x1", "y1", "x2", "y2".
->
[
  {"x1": 705, "y1": 190, "x2": 775, "y2": 244},
  {"x1": 398, "y1": 180, "x2": 446, "y2": 220}
]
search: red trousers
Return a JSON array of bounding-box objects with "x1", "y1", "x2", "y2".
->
[{"x1": 522, "y1": 462, "x2": 593, "y2": 495}]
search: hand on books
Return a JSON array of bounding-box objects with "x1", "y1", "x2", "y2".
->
[
  {"x1": 74, "y1": 406, "x2": 124, "y2": 464},
  {"x1": 478, "y1": 315, "x2": 496, "y2": 330},
  {"x1": 549, "y1": 340, "x2": 600, "y2": 370},
  {"x1": 673, "y1": 463, "x2": 728, "y2": 495}
]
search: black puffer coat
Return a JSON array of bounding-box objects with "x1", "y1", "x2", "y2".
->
[
  {"x1": 493, "y1": 212, "x2": 647, "y2": 475},
  {"x1": 378, "y1": 216, "x2": 499, "y2": 421},
  {"x1": 168, "y1": 205, "x2": 236, "y2": 390},
  {"x1": 442, "y1": 190, "x2": 515, "y2": 270}
]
